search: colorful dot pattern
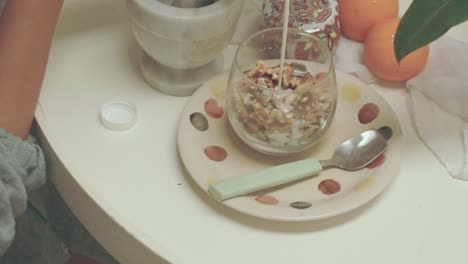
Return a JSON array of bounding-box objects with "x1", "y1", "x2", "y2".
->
[
  {"x1": 290, "y1": 202, "x2": 312, "y2": 209},
  {"x1": 358, "y1": 103, "x2": 380, "y2": 124},
  {"x1": 255, "y1": 195, "x2": 279, "y2": 205},
  {"x1": 341, "y1": 83, "x2": 362, "y2": 102},
  {"x1": 206, "y1": 176, "x2": 219, "y2": 186},
  {"x1": 190, "y1": 112, "x2": 209, "y2": 131},
  {"x1": 204, "y1": 146, "x2": 227, "y2": 162},
  {"x1": 210, "y1": 79, "x2": 227, "y2": 100},
  {"x1": 367, "y1": 154, "x2": 386, "y2": 169},
  {"x1": 353, "y1": 178, "x2": 374, "y2": 192},
  {"x1": 318, "y1": 179, "x2": 341, "y2": 195},
  {"x1": 189, "y1": 80, "x2": 393, "y2": 211},
  {"x1": 378, "y1": 126, "x2": 393, "y2": 140},
  {"x1": 204, "y1": 99, "x2": 224, "y2": 119}
]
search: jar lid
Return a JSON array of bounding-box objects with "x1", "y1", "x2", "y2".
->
[{"x1": 100, "y1": 101, "x2": 137, "y2": 131}]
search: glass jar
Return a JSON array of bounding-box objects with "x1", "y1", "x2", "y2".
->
[{"x1": 227, "y1": 28, "x2": 337, "y2": 155}]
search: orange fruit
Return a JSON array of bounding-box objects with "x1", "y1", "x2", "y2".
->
[
  {"x1": 338, "y1": 0, "x2": 399, "y2": 42},
  {"x1": 364, "y1": 18, "x2": 430, "y2": 82}
]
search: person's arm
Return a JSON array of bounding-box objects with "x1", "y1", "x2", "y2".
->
[{"x1": 0, "y1": 0, "x2": 63, "y2": 140}]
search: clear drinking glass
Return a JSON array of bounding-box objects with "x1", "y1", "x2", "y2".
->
[{"x1": 226, "y1": 27, "x2": 337, "y2": 155}]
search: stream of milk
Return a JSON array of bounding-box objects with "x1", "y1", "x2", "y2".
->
[{"x1": 277, "y1": 0, "x2": 290, "y2": 90}]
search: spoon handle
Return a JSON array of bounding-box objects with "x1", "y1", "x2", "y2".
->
[{"x1": 208, "y1": 158, "x2": 323, "y2": 201}]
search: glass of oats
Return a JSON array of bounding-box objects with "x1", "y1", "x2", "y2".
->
[{"x1": 226, "y1": 27, "x2": 337, "y2": 155}]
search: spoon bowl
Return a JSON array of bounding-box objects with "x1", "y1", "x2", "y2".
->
[{"x1": 321, "y1": 130, "x2": 387, "y2": 170}]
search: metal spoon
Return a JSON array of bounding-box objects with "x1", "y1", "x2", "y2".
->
[{"x1": 208, "y1": 130, "x2": 388, "y2": 201}]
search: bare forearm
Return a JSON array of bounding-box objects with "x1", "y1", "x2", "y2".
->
[{"x1": 0, "y1": 0, "x2": 63, "y2": 139}]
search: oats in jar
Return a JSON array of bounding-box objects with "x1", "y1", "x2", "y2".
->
[{"x1": 232, "y1": 60, "x2": 334, "y2": 146}]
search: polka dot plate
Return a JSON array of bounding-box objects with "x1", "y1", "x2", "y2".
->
[{"x1": 177, "y1": 71, "x2": 402, "y2": 221}]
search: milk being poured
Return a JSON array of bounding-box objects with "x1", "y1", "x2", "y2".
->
[
  {"x1": 230, "y1": 0, "x2": 335, "y2": 152},
  {"x1": 277, "y1": 0, "x2": 290, "y2": 90}
]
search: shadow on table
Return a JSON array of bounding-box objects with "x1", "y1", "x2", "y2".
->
[{"x1": 178, "y1": 154, "x2": 392, "y2": 233}]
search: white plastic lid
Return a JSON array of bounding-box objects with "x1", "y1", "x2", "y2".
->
[{"x1": 100, "y1": 101, "x2": 137, "y2": 131}]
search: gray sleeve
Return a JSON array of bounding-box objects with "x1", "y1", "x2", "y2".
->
[
  {"x1": 0, "y1": 129, "x2": 47, "y2": 256},
  {"x1": 0, "y1": 0, "x2": 6, "y2": 15}
]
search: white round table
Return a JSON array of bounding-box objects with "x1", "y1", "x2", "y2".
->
[{"x1": 37, "y1": 1, "x2": 468, "y2": 263}]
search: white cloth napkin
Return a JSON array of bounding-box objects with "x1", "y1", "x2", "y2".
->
[{"x1": 334, "y1": 36, "x2": 468, "y2": 180}]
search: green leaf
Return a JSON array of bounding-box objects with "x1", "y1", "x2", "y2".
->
[{"x1": 394, "y1": 0, "x2": 468, "y2": 62}]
